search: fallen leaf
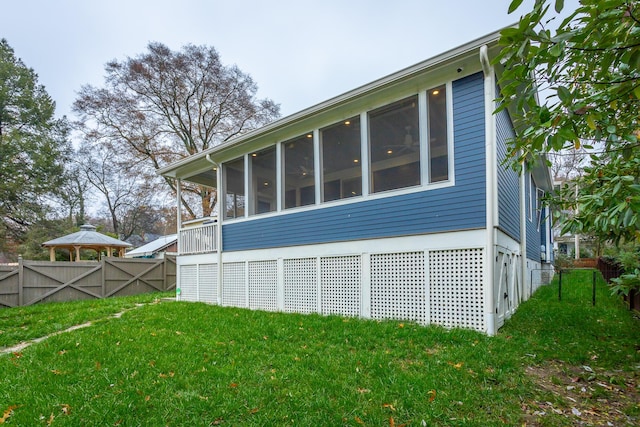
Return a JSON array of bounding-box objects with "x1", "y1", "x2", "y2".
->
[
  {"x1": 0, "y1": 405, "x2": 19, "y2": 424},
  {"x1": 149, "y1": 360, "x2": 156, "y2": 367},
  {"x1": 230, "y1": 383, "x2": 238, "y2": 388},
  {"x1": 249, "y1": 407, "x2": 259, "y2": 414},
  {"x1": 51, "y1": 369, "x2": 63, "y2": 375},
  {"x1": 95, "y1": 361, "x2": 102, "y2": 370},
  {"x1": 145, "y1": 396, "x2": 150, "y2": 402},
  {"x1": 398, "y1": 323, "x2": 405, "y2": 328},
  {"x1": 357, "y1": 388, "x2": 371, "y2": 394},
  {"x1": 383, "y1": 403, "x2": 396, "y2": 411},
  {"x1": 58, "y1": 350, "x2": 67, "y2": 355},
  {"x1": 47, "y1": 413, "x2": 55, "y2": 426},
  {"x1": 355, "y1": 416, "x2": 365, "y2": 425},
  {"x1": 428, "y1": 389, "x2": 437, "y2": 402},
  {"x1": 11, "y1": 352, "x2": 22, "y2": 359},
  {"x1": 60, "y1": 404, "x2": 71, "y2": 415},
  {"x1": 448, "y1": 361, "x2": 464, "y2": 369},
  {"x1": 389, "y1": 416, "x2": 395, "y2": 427}
]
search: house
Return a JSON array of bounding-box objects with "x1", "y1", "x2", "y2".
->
[
  {"x1": 125, "y1": 234, "x2": 178, "y2": 259},
  {"x1": 158, "y1": 28, "x2": 554, "y2": 335}
]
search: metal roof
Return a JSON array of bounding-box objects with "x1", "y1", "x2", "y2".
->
[
  {"x1": 125, "y1": 234, "x2": 177, "y2": 257},
  {"x1": 42, "y1": 224, "x2": 132, "y2": 248}
]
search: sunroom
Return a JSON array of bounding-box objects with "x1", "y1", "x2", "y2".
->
[
  {"x1": 163, "y1": 67, "x2": 457, "y2": 257},
  {"x1": 158, "y1": 29, "x2": 551, "y2": 334}
]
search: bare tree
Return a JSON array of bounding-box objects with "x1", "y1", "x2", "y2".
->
[
  {"x1": 548, "y1": 147, "x2": 589, "y2": 181},
  {"x1": 78, "y1": 141, "x2": 157, "y2": 240},
  {"x1": 73, "y1": 42, "x2": 280, "y2": 219}
]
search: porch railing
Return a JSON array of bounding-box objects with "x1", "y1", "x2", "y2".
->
[{"x1": 179, "y1": 222, "x2": 218, "y2": 254}]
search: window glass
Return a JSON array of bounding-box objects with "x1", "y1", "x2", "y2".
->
[
  {"x1": 223, "y1": 157, "x2": 245, "y2": 219},
  {"x1": 428, "y1": 86, "x2": 448, "y2": 182},
  {"x1": 250, "y1": 146, "x2": 276, "y2": 215},
  {"x1": 321, "y1": 117, "x2": 362, "y2": 201},
  {"x1": 283, "y1": 134, "x2": 315, "y2": 209},
  {"x1": 368, "y1": 96, "x2": 420, "y2": 193}
]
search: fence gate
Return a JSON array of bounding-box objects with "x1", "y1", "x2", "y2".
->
[{"x1": 494, "y1": 249, "x2": 521, "y2": 328}]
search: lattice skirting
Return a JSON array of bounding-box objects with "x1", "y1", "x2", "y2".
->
[
  {"x1": 178, "y1": 263, "x2": 217, "y2": 303},
  {"x1": 179, "y1": 248, "x2": 486, "y2": 332}
]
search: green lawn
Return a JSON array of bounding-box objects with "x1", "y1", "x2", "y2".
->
[{"x1": 0, "y1": 271, "x2": 638, "y2": 426}]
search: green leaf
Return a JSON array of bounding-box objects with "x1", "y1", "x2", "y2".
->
[
  {"x1": 549, "y1": 43, "x2": 563, "y2": 57},
  {"x1": 556, "y1": 86, "x2": 571, "y2": 103},
  {"x1": 508, "y1": 0, "x2": 525, "y2": 14},
  {"x1": 555, "y1": 0, "x2": 564, "y2": 13}
]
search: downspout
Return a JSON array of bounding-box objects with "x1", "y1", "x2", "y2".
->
[
  {"x1": 520, "y1": 167, "x2": 527, "y2": 299},
  {"x1": 176, "y1": 178, "x2": 183, "y2": 300},
  {"x1": 205, "y1": 153, "x2": 224, "y2": 305},
  {"x1": 480, "y1": 45, "x2": 497, "y2": 336},
  {"x1": 176, "y1": 178, "x2": 182, "y2": 254}
]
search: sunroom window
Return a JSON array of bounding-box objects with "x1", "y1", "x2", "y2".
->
[
  {"x1": 283, "y1": 133, "x2": 315, "y2": 209},
  {"x1": 321, "y1": 116, "x2": 362, "y2": 202},
  {"x1": 223, "y1": 157, "x2": 245, "y2": 219},
  {"x1": 368, "y1": 96, "x2": 420, "y2": 193},
  {"x1": 249, "y1": 146, "x2": 277, "y2": 215},
  {"x1": 428, "y1": 85, "x2": 448, "y2": 183}
]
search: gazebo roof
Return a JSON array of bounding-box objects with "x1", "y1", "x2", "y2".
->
[{"x1": 42, "y1": 224, "x2": 132, "y2": 248}]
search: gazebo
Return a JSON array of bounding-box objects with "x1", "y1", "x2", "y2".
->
[{"x1": 42, "y1": 224, "x2": 132, "y2": 262}]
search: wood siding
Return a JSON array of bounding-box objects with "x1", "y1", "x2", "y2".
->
[
  {"x1": 496, "y1": 104, "x2": 521, "y2": 241},
  {"x1": 526, "y1": 175, "x2": 542, "y2": 261},
  {"x1": 222, "y1": 72, "x2": 487, "y2": 252}
]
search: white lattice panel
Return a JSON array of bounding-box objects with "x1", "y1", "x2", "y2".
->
[
  {"x1": 198, "y1": 263, "x2": 217, "y2": 304},
  {"x1": 222, "y1": 262, "x2": 247, "y2": 307},
  {"x1": 179, "y1": 265, "x2": 198, "y2": 302},
  {"x1": 371, "y1": 252, "x2": 426, "y2": 323},
  {"x1": 429, "y1": 248, "x2": 485, "y2": 331},
  {"x1": 248, "y1": 260, "x2": 278, "y2": 311},
  {"x1": 320, "y1": 256, "x2": 361, "y2": 317},
  {"x1": 283, "y1": 258, "x2": 318, "y2": 313}
]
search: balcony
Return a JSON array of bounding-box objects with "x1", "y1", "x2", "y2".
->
[{"x1": 179, "y1": 219, "x2": 218, "y2": 255}]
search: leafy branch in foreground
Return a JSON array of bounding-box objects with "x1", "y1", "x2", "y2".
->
[{"x1": 496, "y1": 0, "x2": 639, "y2": 243}]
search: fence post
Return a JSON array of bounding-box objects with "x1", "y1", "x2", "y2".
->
[
  {"x1": 558, "y1": 270, "x2": 562, "y2": 301},
  {"x1": 101, "y1": 258, "x2": 106, "y2": 298},
  {"x1": 162, "y1": 257, "x2": 167, "y2": 291},
  {"x1": 18, "y1": 256, "x2": 24, "y2": 307},
  {"x1": 592, "y1": 270, "x2": 596, "y2": 306}
]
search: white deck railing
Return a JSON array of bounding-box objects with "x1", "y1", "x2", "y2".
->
[{"x1": 179, "y1": 222, "x2": 218, "y2": 254}]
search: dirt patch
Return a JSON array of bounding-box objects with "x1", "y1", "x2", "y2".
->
[{"x1": 523, "y1": 360, "x2": 639, "y2": 426}]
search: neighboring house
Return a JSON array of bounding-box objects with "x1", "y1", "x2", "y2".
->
[
  {"x1": 125, "y1": 234, "x2": 178, "y2": 259},
  {"x1": 158, "y1": 28, "x2": 553, "y2": 335},
  {"x1": 551, "y1": 178, "x2": 595, "y2": 260}
]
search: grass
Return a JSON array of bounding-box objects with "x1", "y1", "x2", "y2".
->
[{"x1": 0, "y1": 271, "x2": 638, "y2": 426}]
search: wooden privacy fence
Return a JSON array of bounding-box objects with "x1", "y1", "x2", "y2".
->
[{"x1": 0, "y1": 257, "x2": 176, "y2": 308}]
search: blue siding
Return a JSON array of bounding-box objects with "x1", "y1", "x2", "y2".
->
[
  {"x1": 526, "y1": 174, "x2": 542, "y2": 261},
  {"x1": 223, "y1": 72, "x2": 487, "y2": 252},
  {"x1": 496, "y1": 105, "x2": 521, "y2": 241}
]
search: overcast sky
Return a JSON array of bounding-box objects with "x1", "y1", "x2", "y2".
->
[{"x1": 3, "y1": 0, "x2": 576, "y2": 122}]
